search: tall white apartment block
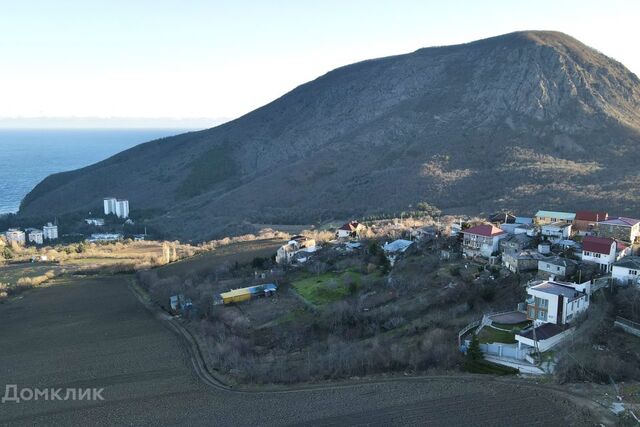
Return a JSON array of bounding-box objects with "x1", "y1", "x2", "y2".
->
[
  {"x1": 104, "y1": 197, "x2": 129, "y2": 218},
  {"x1": 115, "y1": 199, "x2": 129, "y2": 219},
  {"x1": 42, "y1": 222, "x2": 59, "y2": 240},
  {"x1": 104, "y1": 197, "x2": 117, "y2": 216}
]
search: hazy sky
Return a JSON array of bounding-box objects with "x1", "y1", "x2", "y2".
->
[{"x1": 2, "y1": 0, "x2": 639, "y2": 125}]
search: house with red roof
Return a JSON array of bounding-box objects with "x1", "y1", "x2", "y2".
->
[
  {"x1": 573, "y1": 211, "x2": 608, "y2": 234},
  {"x1": 335, "y1": 221, "x2": 365, "y2": 239},
  {"x1": 581, "y1": 236, "x2": 618, "y2": 273},
  {"x1": 462, "y1": 223, "x2": 506, "y2": 258},
  {"x1": 597, "y1": 217, "x2": 640, "y2": 243}
]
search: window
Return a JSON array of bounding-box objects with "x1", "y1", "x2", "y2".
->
[
  {"x1": 528, "y1": 307, "x2": 535, "y2": 318},
  {"x1": 630, "y1": 270, "x2": 638, "y2": 276},
  {"x1": 557, "y1": 266, "x2": 561, "y2": 271},
  {"x1": 537, "y1": 311, "x2": 547, "y2": 321},
  {"x1": 535, "y1": 297, "x2": 548, "y2": 309}
]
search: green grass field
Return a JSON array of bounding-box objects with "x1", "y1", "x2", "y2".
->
[
  {"x1": 477, "y1": 326, "x2": 517, "y2": 344},
  {"x1": 291, "y1": 270, "x2": 368, "y2": 305}
]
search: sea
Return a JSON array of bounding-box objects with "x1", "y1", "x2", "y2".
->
[{"x1": 0, "y1": 129, "x2": 195, "y2": 214}]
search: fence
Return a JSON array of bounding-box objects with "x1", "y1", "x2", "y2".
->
[
  {"x1": 614, "y1": 316, "x2": 640, "y2": 338},
  {"x1": 458, "y1": 320, "x2": 480, "y2": 346}
]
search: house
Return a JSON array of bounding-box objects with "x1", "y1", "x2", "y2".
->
[
  {"x1": 573, "y1": 211, "x2": 608, "y2": 234},
  {"x1": 336, "y1": 221, "x2": 365, "y2": 239},
  {"x1": 612, "y1": 256, "x2": 640, "y2": 286},
  {"x1": 596, "y1": 217, "x2": 640, "y2": 243},
  {"x1": 581, "y1": 236, "x2": 617, "y2": 273},
  {"x1": 382, "y1": 239, "x2": 413, "y2": 253},
  {"x1": 4, "y1": 228, "x2": 25, "y2": 245},
  {"x1": 516, "y1": 323, "x2": 572, "y2": 353},
  {"x1": 462, "y1": 224, "x2": 506, "y2": 258},
  {"x1": 538, "y1": 256, "x2": 578, "y2": 279},
  {"x1": 275, "y1": 236, "x2": 316, "y2": 264},
  {"x1": 525, "y1": 280, "x2": 590, "y2": 325},
  {"x1": 540, "y1": 221, "x2": 572, "y2": 243},
  {"x1": 412, "y1": 225, "x2": 439, "y2": 240},
  {"x1": 103, "y1": 197, "x2": 130, "y2": 218},
  {"x1": 514, "y1": 216, "x2": 533, "y2": 225},
  {"x1": 449, "y1": 221, "x2": 462, "y2": 237},
  {"x1": 502, "y1": 250, "x2": 546, "y2": 273},
  {"x1": 500, "y1": 233, "x2": 534, "y2": 256},
  {"x1": 487, "y1": 212, "x2": 516, "y2": 225},
  {"x1": 85, "y1": 218, "x2": 105, "y2": 226},
  {"x1": 513, "y1": 223, "x2": 538, "y2": 237},
  {"x1": 534, "y1": 210, "x2": 575, "y2": 225},
  {"x1": 88, "y1": 233, "x2": 123, "y2": 242},
  {"x1": 26, "y1": 228, "x2": 44, "y2": 245},
  {"x1": 516, "y1": 280, "x2": 591, "y2": 352},
  {"x1": 383, "y1": 239, "x2": 413, "y2": 266},
  {"x1": 42, "y1": 222, "x2": 58, "y2": 240}
]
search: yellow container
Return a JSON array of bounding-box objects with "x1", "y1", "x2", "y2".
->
[{"x1": 221, "y1": 288, "x2": 251, "y2": 304}]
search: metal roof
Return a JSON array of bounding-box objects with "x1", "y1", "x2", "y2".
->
[
  {"x1": 530, "y1": 281, "x2": 583, "y2": 299},
  {"x1": 535, "y1": 211, "x2": 576, "y2": 221},
  {"x1": 613, "y1": 256, "x2": 640, "y2": 270}
]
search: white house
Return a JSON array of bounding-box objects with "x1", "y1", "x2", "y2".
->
[
  {"x1": 525, "y1": 280, "x2": 590, "y2": 325},
  {"x1": 42, "y1": 222, "x2": 58, "y2": 240},
  {"x1": 518, "y1": 280, "x2": 593, "y2": 350},
  {"x1": 85, "y1": 218, "x2": 105, "y2": 226},
  {"x1": 612, "y1": 256, "x2": 640, "y2": 286},
  {"x1": 516, "y1": 280, "x2": 590, "y2": 352},
  {"x1": 4, "y1": 228, "x2": 25, "y2": 245},
  {"x1": 581, "y1": 236, "x2": 617, "y2": 273},
  {"x1": 540, "y1": 221, "x2": 572, "y2": 242},
  {"x1": 275, "y1": 236, "x2": 317, "y2": 264},
  {"x1": 336, "y1": 221, "x2": 365, "y2": 239},
  {"x1": 462, "y1": 224, "x2": 506, "y2": 258},
  {"x1": 88, "y1": 233, "x2": 123, "y2": 242},
  {"x1": 104, "y1": 197, "x2": 129, "y2": 218},
  {"x1": 27, "y1": 229, "x2": 44, "y2": 245}
]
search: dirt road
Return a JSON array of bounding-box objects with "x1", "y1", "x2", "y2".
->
[{"x1": 0, "y1": 275, "x2": 605, "y2": 426}]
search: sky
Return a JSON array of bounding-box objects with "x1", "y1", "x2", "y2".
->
[{"x1": 1, "y1": 0, "x2": 639, "y2": 127}]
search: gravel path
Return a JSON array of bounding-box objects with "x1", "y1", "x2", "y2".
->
[{"x1": 0, "y1": 275, "x2": 605, "y2": 426}]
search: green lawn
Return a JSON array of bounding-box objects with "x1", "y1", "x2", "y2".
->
[
  {"x1": 291, "y1": 271, "x2": 367, "y2": 305},
  {"x1": 478, "y1": 326, "x2": 517, "y2": 344}
]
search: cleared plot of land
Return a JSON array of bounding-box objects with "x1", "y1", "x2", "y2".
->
[
  {"x1": 155, "y1": 238, "x2": 284, "y2": 279},
  {"x1": 0, "y1": 274, "x2": 598, "y2": 426},
  {"x1": 291, "y1": 271, "x2": 366, "y2": 305}
]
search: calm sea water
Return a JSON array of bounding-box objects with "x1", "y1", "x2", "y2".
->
[{"x1": 0, "y1": 129, "x2": 194, "y2": 214}]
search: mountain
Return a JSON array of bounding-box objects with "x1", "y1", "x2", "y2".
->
[{"x1": 18, "y1": 31, "x2": 640, "y2": 240}]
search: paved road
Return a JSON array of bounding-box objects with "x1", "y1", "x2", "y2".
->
[{"x1": 0, "y1": 276, "x2": 599, "y2": 426}]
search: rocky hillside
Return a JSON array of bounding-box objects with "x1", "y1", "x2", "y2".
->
[{"x1": 19, "y1": 31, "x2": 640, "y2": 240}]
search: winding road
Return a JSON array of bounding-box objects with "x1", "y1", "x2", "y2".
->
[{"x1": 0, "y1": 275, "x2": 609, "y2": 426}]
